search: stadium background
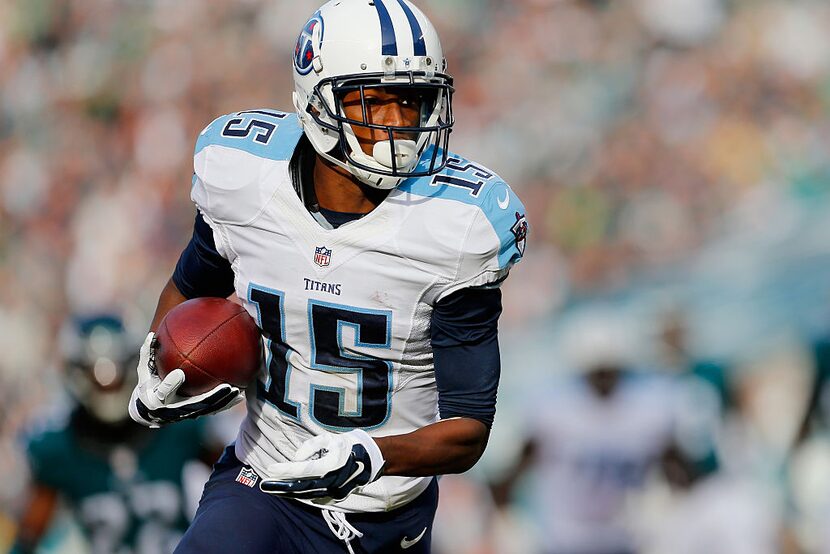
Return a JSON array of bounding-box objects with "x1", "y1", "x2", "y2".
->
[{"x1": 3, "y1": 0, "x2": 830, "y2": 552}]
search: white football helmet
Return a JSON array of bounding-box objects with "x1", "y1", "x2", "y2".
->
[{"x1": 292, "y1": 0, "x2": 454, "y2": 190}]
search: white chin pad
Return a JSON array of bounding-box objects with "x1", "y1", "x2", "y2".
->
[{"x1": 372, "y1": 139, "x2": 417, "y2": 171}]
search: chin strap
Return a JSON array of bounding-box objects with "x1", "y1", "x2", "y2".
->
[{"x1": 322, "y1": 509, "x2": 363, "y2": 554}]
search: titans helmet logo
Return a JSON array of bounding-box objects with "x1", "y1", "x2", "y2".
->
[
  {"x1": 294, "y1": 11, "x2": 324, "y2": 75},
  {"x1": 511, "y1": 212, "x2": 528, "y2": 256}
]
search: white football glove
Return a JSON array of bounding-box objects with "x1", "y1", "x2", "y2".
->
[
  {"x1": 260, "y1": 429, "x2": 385, "y2": 501},
  {"x1": 128, "y1": 332, "x2": 243, "y2": 428}
]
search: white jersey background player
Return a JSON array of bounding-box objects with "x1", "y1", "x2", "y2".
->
[
  {"x1": 526, "y1": 375, "x2": 677, "y2": 554},
  {"x1": 492, "y1": 313, "x2": 686, "y2": 554},
  {"x1": 127, "y1": 1, "x2": 527, "y2": 553}
]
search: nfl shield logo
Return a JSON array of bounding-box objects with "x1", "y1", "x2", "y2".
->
[
  {"x1": 235, "y1": 467, "x2": 259, "y2": 488},
  {"x1": 314, "y1": 246, "x2": 332, "y2": 267}
]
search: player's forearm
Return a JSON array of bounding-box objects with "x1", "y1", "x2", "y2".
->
[
  {"x1": 150, "y1": 278, "x2": 189, "y2": 331},
  {"x1": 14, "y1": 485, "x2": 58, "y2": 553},
  {"x1": 490, "y1": 439, "x2": 537, "y2": 507},
  {"x1": 374, "y1": 417, "x2": 489, "y2": 476}
]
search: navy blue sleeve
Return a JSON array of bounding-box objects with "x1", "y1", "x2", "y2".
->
[
  {"x1": 172, "y1": 212, "x2": 236, "y2": 299},
  {"x1": 431, "y1": 287, "x2": 502, "y2": 429}
]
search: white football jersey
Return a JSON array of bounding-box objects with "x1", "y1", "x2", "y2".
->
[
  {"x1": 191, "y1": 109, "x2": 526, "y2": 512},
  {"x1": 527, "y1": 375, "x2": 677, "y2": 553}
]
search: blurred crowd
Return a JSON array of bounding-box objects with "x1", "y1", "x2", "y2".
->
[{"x1": 3, "y1": 0, "x2": 830, "y2": 552}]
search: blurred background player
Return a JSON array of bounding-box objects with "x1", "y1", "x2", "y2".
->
[
  {"x1": 491, "y1": 309, "x2": 697, "y2": 554},
  {"x1": 636, "y1": 440, "x2": 781, "y2": 554},
  {"x1": 649, "y1": 303, "x2": 730, "y2": 478},
  {"x1": 794, "y1": 328, "x2": 830, "y2": 447},
  {"x1": 12, "y1": 315, "x2": 221, "y2": 554},
  {"x1": 780, "y1": 327, "x2": 830, "y2": 552}
]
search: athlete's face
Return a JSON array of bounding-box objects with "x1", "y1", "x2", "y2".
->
[
  {"x1": 341, "y1": 87, "x2": 423, "y2": 156},
  {"x1": 586, "y1": 366, "x2": 622, "y2": 398}
]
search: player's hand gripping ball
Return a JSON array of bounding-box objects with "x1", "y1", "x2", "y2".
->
[
  {"x1": 128, "y1": 298, "x2": 263, "y2": 428},
  {"x1": 260, "y1": 429, "x2": 386, "y2": 501}
]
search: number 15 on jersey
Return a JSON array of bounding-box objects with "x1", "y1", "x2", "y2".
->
[{"x1": 247, "y1": 284, "x2": 393, "y2": 432}]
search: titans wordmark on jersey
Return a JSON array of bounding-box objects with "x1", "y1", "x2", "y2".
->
[{"x1": 191, "y1": 109, "x2": 526, "y2": 512}]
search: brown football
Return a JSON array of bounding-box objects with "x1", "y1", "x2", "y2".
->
[{"x1": 154, "y1": 298, "x2": 263, "y2": 397}]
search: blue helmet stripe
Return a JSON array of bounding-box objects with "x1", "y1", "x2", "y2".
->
[
  {"x1": 373, "y1": 0, "x2": 398, "y2": 56},
  {"x1": 395, "y1": 0, "x2": 426, "y2": 56}
]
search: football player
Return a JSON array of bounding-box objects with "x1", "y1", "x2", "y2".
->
[
  {"x1": 13, "y1": 315, "x2": 214, "y2": 554},
  {"x1": 490, "y1": 311, "x2": 694, "y2": 554},
  {"x1": 127, "y1": 1, "x2": 527, "y2": 552}
]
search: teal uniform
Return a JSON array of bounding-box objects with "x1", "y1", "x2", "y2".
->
[
  {"x1": 26, "y1": 415, "x2": 206, "y2": 554},
  {"x1": 679, "y1": 359, "x2": 731, "y2": 478},
  {"x1": 688, "y1": 359, "x2": 733, "y2": 414},
  {"x1": 798, "y1": 337, "x2": 830, "y2": 437}
]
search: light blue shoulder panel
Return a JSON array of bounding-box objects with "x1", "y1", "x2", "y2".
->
[
  {"x1": 399, "y1": 148, "x2": 528, "y2": 269},
  {"x1": 195, "y1": 109, "x2": 304, "y2": 162}
]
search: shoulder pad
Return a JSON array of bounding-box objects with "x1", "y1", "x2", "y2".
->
[
  {"x1": 400, "y1": 151, "x2": 528, "y2": 276},
  {"x1": 195, "y1": 109, "x2": 302, "y2": 161},
  {"x1": 193, "y1": 109, "x2": 302, "y2": 224},
  {"x1": 400, "y1": 151, "x2": 503, "y2": 205}
]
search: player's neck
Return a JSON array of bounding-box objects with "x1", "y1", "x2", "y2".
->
[{"x1": 313, "y1": 155, "x2": 389, "y2": 214}]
